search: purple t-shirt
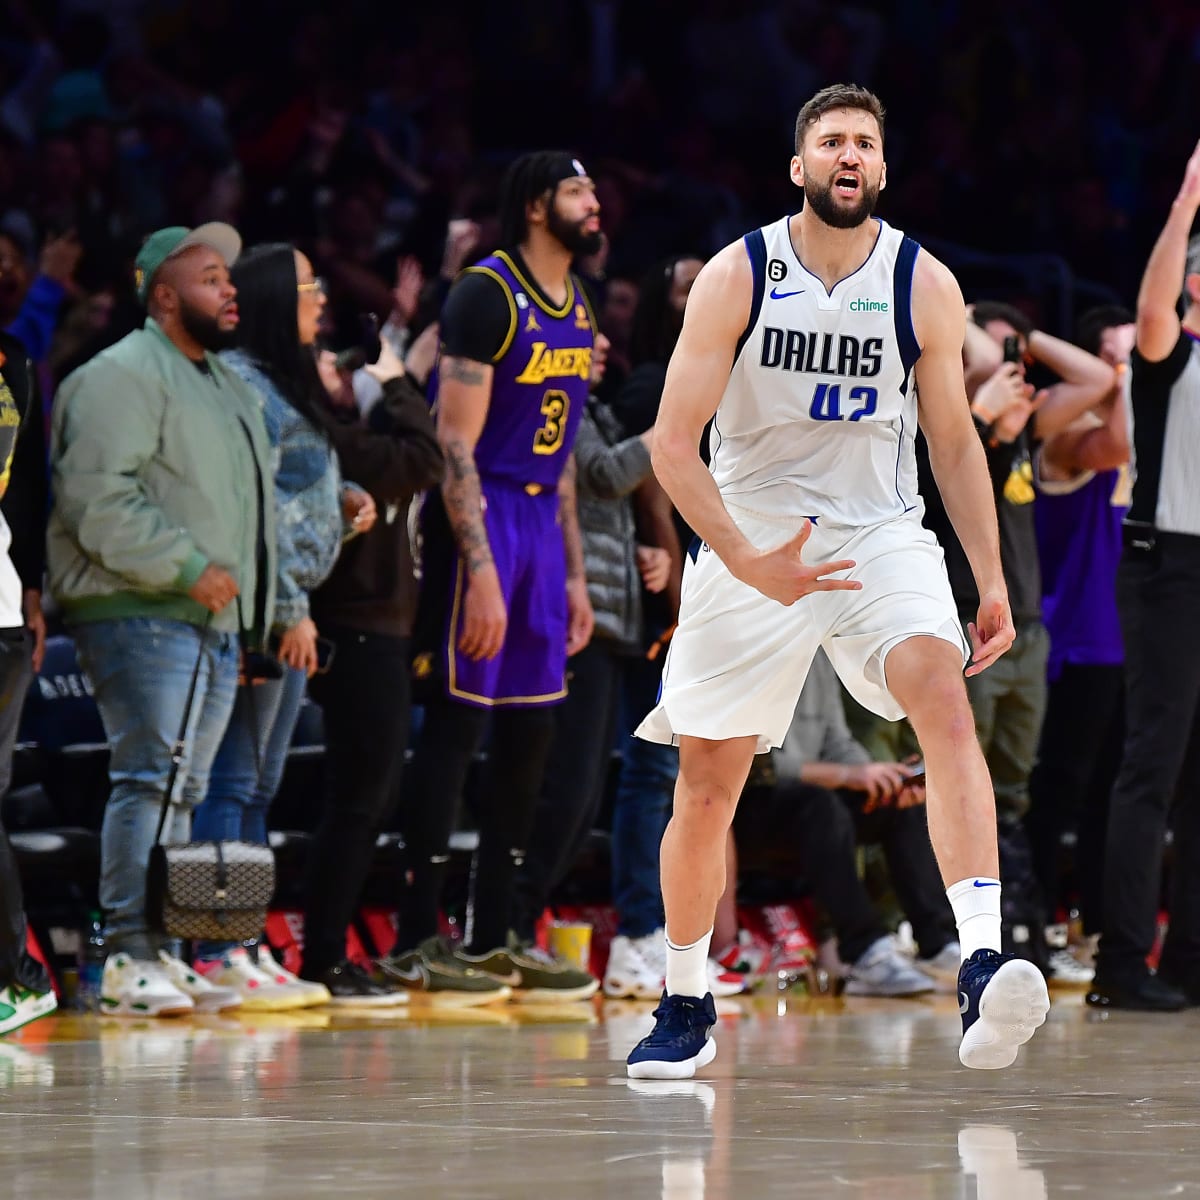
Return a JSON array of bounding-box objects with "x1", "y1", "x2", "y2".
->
[{"x1": 1035, "y1": 465, "x2": 1128, "y2": 679}]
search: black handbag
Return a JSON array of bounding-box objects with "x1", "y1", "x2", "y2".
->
[{"x1": 145, "y1": 613, "x2": 276, "y2": 942}]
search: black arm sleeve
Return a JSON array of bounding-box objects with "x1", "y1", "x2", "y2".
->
[
  {"x1": 439, "y1": 271, "x2": 514, "y2": 363},
  {"x1": 1130, "y1": 334, "x2": 1191, "y2": 399}
]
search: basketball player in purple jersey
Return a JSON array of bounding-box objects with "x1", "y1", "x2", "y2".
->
[{"x1": 396, "y1": 153, "x2": 601, "y2": 999}]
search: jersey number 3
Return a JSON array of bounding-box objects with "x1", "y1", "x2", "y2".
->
[
  {"x1": 810, "y1": 382, "x2": 878, "y2": 422},
  {"x1": 533, "y1": 388, "x2": 569, "y2": 454}
]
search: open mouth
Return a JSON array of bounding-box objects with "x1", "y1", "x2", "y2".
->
[{"x1": 834, "y1": 173, "x2": 861, "y2": 197}]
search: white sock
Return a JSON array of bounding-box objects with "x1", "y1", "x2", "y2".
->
[
  {"x1": 946, "y1": 878, "x2": 1003, "y2": 961},
  {"x1": 665, "y1": 928, "x2": 712, "y2": 998}
]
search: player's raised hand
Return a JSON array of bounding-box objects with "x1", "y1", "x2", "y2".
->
[
  {"x1": 736, "y1": 520, "x2": 862, "y2": 606},
  {"x1": 1178, "y1": 138, "x2": 1200, "y2": 209},
  {"x1": 966, "y1": 588, "x2": 1015, "y2": 676}
]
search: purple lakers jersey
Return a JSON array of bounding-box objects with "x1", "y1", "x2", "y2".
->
[
  {"x1": 1036, "y1": 465, "x2": 1129, "y2": 679},
  {"x1": 467, "y1": 251, "x2": 595, "y2": 488}
]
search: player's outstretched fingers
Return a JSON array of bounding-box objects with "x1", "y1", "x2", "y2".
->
[{"x1": 810, "y1": 558, "x2": 862, "y2": 590}]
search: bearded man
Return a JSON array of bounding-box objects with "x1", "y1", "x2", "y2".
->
[{"x1": 48, "y1": 223, "x2": 276, "y2": 1016}]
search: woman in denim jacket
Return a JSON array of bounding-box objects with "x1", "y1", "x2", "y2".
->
[{"x1": 189, "y1": 244, "x2": 396, "y2": 1010}]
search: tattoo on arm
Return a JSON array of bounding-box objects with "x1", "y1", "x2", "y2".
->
[
  {"x1": 442, "y1": 357, "x2": 487, "y2": 386},
  {"x1": 442, "y1": 438, "x2": 493, "y2": 574},
  {"x1": 558, "y1": 458, "x2": 586, "y2": 582}
]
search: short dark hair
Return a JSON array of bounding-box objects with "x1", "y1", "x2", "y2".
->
[
  {"x1": 794, "y1": 84, "x2": 886, "y2": 154},
  {"x1": 971, "y1": 300, "x2": 1034, "y2": 338},
  {"x1": 1075, "y1": 305, "x2": 1134, "y2": 357}
]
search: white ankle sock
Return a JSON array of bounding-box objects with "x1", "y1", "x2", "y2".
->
[
  {"x1": 665, "y1": 928, "x2": 712, "y2": 998},
  {"x1": 946, "y1": 878, "x2": 1003, "y2": 961}
]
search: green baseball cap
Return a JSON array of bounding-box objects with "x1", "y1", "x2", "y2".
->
[{"x1": 133, "y1": 222, "x2": 242, "y2": 305}]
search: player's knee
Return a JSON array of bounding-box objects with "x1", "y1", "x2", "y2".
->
[{"x1": 675, "y1": 779, "x2": 738, "y2": 832}]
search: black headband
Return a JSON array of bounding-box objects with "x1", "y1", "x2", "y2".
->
[{"x1": 530, "y1": 154, "x2": 589, "y2": 197}]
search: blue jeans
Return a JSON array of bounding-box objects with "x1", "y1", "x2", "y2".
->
[
  {"x1": 74, "y1": 618, "x2": 240, "y2": 960},
  {"x1": 612, "y1": 655, "x2": 678, "y2": 938},
  {"x1": 192, "y1": 664, "x2": 307, "y2": 958}
]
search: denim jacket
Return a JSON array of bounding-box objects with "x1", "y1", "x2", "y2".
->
[{"x1": 220, "y1": 349, "x2": 344, "y2": 632}]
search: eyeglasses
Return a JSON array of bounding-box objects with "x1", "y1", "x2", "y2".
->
[{"x1": 297, "y1": 277, "x2": 326, "y2": 295}]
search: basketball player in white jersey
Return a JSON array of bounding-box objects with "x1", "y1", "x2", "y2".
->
[{"x1": 626, "y1": 84, "x2": 1050, "y2": 1079}]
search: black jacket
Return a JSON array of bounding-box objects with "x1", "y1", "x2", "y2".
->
[{"x1": 310, "y1": 374, "x2": 444, "y2": 637}]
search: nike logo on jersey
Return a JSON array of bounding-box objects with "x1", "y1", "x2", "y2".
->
[{"x1": 769, "y1": 286, "x2": 805, "y2": 300}]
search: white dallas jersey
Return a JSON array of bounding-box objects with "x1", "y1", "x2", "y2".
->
[{"x1": 710, "y1": 215, "x2": 923, "y2": 527}]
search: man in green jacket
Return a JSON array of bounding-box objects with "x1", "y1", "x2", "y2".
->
[{"x1": 48, "y1": 223, "x2": 276, "y2": 1017}]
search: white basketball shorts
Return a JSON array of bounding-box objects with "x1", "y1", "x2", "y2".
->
[{"x1": 636, "y1": 503, "x2": 968, "y2": 753}]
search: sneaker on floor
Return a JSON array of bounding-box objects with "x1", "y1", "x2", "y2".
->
[
  {"x1": 958, "y1": 948, "x2": 1050, "y2": 1069},
  {"x1": 767, "y1": 928, "x2": 816, "y2": 990},
  {"x1": 455, "y1": 934, "x2": 599, "y2": 1004},
  {"x1": 604, "y1": 935, "x2": 664, "y2": 1000},
  {"x1": 101, "y1": 953, "x2": 194, "y2": 1018},
  {"x1": 157, "y1": 951, "x2": 241, "y2": 1013},
  {"x1": 254, "y1": 946, "x2": 332, "y2": 1008},
  {"x1": 1084, "y1": 969, "x2": 1186, "y2": 1012},
  {"x1": 376, "y1": 938, "x2": 511, "y2": 1007},
  {"x1": 627, "y1": 991, "x2": 718, "y2": 1080},
  {"x1": 194, "y1": 948, "x2": 310, "y2": 1013},
  {"x1": 713, "y1": 931, "x2": 768, "y2": 983},
  {"x1": 917, "y1": 941, "x2": 962, "y2": 989},
  {"x1": 1046, "y1": 947, "x2": 1094, "y2": 989},
  {"x1": 313, "y1": 961, "x2": 407, "y2": 1008},
  {"x1": 845, "y1": 935, "x2": 936, "y2": 997},
  {"x1": 0, "y1": 982, "x2": 57, "y2": 1035},
  {"x1": 706, "y1": 958, "x2": 748, "y2": 998}
]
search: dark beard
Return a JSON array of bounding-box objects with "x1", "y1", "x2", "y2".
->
[
  {"x1": 179, "y1": 299, "x2": 237, "y2": 352},
  {"x1": 547, "y1": 204, "x2": 604, "y2": 256},
  {"x1": 803, "y1": 176, "x2": 880, "y2": 230}
]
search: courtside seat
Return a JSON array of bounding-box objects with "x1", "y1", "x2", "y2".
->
[
  {"x1": 546, "y1": 828, "x2": 612, "y2": 908},
  {"x1": 267, "y1": 699, "x2": 326, "y2": 834},
  {"x1": 9, "y1": 828, "x2": 101, "y2": 911},
  {"x1": 19, "y1": 636, "x2": 110, "y2": 830},
  {"x1": 1, "y1": 783, "x2": 60, "y2": 832},
  {"x1": 267, "y1": 829, "x2": 313, "y2": 909}
]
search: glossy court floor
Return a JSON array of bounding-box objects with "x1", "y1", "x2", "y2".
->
[{"x1": 1, "y1": 989, "x2": 1198, "y2": 1199}]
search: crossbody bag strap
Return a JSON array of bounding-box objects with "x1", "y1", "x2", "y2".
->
[{"x1": 154, "y1": 611, "x2": 214, "y2": 846}]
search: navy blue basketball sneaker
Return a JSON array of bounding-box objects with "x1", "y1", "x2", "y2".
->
[
  {"x1": 957, "y1": 949, "x2": 1050, "y2": 1069},
  {"x1": 627, "y1": 991, "x2": 718, "y2": 1079}
]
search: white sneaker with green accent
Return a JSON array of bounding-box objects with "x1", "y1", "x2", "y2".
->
[
  {"x1": 101, "y1": 953, "x2": 194, "y2": 1018},
  {"x1": 157, "y1": 951, "x2": 241, "y2": 1013},
  {"x1": 255, "y1": 946, "x2": 331, "y2": 1008},
  {"x1": 0, "y1": 982, "x2": 57, "y2": 1035}
]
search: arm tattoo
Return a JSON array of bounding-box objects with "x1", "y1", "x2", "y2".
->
[
  {"x1": 558, "y1": 457, "x2": 586, "y2": 582},
  {"x1": 442, "y1": 437, "x2": 493, "y2": 574},
  {"x1": 442, "y1": 357, "x2": 487, "y2": 386}
]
